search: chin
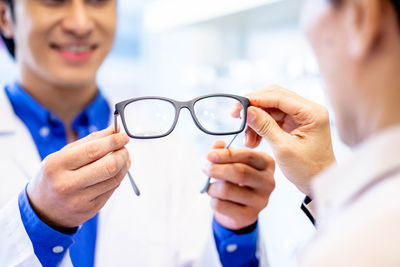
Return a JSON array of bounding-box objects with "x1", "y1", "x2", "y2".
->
[
  {"x1": 336, "y1": 117, "x2": 359, "y2": 147},
  {"x1": 51, "y1": 69, "x2": 97, "y2": 89}
]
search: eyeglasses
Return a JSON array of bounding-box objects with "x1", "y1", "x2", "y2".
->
[{"x1": 114, "y1": 94, "x2": 250, "y2": 196}]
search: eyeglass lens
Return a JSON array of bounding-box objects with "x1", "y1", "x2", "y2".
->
[
  {"x1": 122, "y1": 96, "x2": 244, "y2": 138},
  {"x1": 124, "y1": 99, "x2": 176, "y2": 137},
  {"x1": 194, "y1": 96, "x2": 243, "y2": 134}
]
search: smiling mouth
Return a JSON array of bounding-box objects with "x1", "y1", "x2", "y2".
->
[{"x1": 50, "y1": 43, "x2": 98, "y2": 53}]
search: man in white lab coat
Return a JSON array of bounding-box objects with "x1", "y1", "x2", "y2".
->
[
  {"x1": 0, "y1": 0, "x2": 275, "y2": 266},
  {"x1": 236, "y1": 0, "x2": 400, "y2": 266}
]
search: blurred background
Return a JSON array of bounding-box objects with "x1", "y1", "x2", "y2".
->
[{"x1": 0, "y1": 0, "x2": 350, "y2": 266}]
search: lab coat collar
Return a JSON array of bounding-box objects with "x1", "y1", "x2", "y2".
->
[
  {"x1": 0, "y1": 85, "x2": 115, "y2": 181},
  {"x1": 312, "y1": 124, "x2": 400, "y2": 223},
  {"x1": 0, "y1": 86, "x2": 41, "y2": 180},
  {"x1": 0, "y1": 86, "x2": 17, "y2": 134}
]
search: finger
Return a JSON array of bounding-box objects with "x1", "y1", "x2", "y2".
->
[
  {"x1": 246, "y1": 86, "x2": 311, "y2": 117},
  {"x1": 73, "y1": 147, "x2": 130, "y2": 187},
  {"x1": 203, "y1": 163, "x2": 273, "y2": 190},
  {"x1": 208, "y1": 181, "x2": 266, "y2": 209},
  {"x1": 245, "y1": 127, "x2": 263, "y2": 149},
  {"x1": 207, "y1": 148, "x2": 272, "y2": 171},
  {"x1": 211, "y1": 199, "x2": 258, "y2": 230},
  {"x1": 84, "y1": 159, "x2": 131, "y2": 200},
  {"x1": 91, "y1": 186, "x2": 118, "y2": 213},
  {"x1": 212, "y1": 140, "x2": 226, "y2": 149},
  {"x1": 62, "y1": 125, "x2": 117, "y2": 150},
  {"x1": 231, "y1": 102, "x2": 243, "y2": 118},
  {"x1": 246, "y1": 106, "x2": 287, "y2": 145},
  {"x1": 63, "y1": 132, "x2": 129, "y2": 170}
]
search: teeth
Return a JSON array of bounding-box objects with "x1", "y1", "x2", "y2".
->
[{"x1": 61, "y1": 45, "x2": 93, "y2": 53}]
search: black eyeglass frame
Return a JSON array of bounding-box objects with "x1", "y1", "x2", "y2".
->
[{"x1": 114, "y1": 94, "x2": 250, "y2": 139}]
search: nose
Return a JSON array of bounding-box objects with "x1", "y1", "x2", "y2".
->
[{"x1": 62, "y1": 0, "x2": 94, "y2": 38}]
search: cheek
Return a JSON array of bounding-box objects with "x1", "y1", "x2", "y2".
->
[
  {"x1": 302, "y1": 2, "x2": 348, "y2": 104},
  {"x1": 105, "y1": 18, "x2": 117, "y2": 47},
  {"x1": 302, "y1": 1, "x2": 357, "y2": 139},
  {"x1": 96, "y1": 10, "x2": 117, "y2": 58}
]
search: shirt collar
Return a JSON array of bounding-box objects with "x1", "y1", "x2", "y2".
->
[
  {"x1": 6, "y1": 81, "x2": 51, "y2": 126},
  {"x1": 6, "y1": 81, "x2": 110, "y2": 136},
  {"x1": 312, "y1": 124, "x2": 400, "y2": 222},
  {"x1": 72, "y1": 89, "x2": 110, "y2": 135}
]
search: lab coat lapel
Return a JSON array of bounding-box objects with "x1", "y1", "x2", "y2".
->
[{"x1": 0, "y1": 87, "x2": 41, "y2": 181}]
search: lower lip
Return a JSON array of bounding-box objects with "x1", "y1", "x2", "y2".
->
[{"x1": 57, "y1": 49, "x2": 95, "y2": 63}]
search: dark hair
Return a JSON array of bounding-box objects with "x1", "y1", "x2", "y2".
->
[
  {"x1": 330, "y1": 0, "x2": 400, "y2": 24},
  {"x1": 393, "y1": 0, "x2": 400, "y2": 19},
  {"x1": 0, "y1": 0, "x2": 14, "y2": 58}
]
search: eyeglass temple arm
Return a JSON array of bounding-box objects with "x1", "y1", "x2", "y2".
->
[
  {"x1": 114, "y1": 112, "x2": 141, "y2": 196},
  {"x1": 200, "y1": 133, "x2": 239, "y2": 194}
]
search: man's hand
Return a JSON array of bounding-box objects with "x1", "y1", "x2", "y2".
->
[
  {"x1": 243, "y1": 85, "x2": 336, "y2": 196},
  {"x1": 27, "y1": 126, "x2": 131, "y2": 229},
  {"x1": 204, "y1": 141, "x2": 275, "y2": 230}
]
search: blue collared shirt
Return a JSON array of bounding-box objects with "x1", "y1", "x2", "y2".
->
[{"x1": 6, "y1": 82, "x2": 258, "y2": 267}]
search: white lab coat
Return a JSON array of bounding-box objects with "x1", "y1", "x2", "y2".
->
[
  {"x1": 0, "y1": 87, "x2": 268, "y2": 267},
  {"x1": 299, "y1": 125, "x2": 400, "y2": 266}
]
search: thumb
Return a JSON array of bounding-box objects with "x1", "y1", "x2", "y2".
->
[{"x1": 246, "y1": 106, "x2": 285, "y2": 145}]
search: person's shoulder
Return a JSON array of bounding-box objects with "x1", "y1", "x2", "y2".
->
[{"x1": 300, "y1": 174, "x2": 400, "y2": 266}]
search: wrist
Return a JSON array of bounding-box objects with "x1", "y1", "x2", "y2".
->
[{"x1": 26, "y1": 184, "x2": 78, "y2": 231}]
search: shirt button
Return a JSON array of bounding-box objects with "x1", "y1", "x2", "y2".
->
[
  {"x1": 89, "y1": 125, "x2": 98, "y2": 133},
  {"x1": 226, "y1": 244, "x2": 238, "y2": 253},
  {"x1": 39, "y1": 126, "x2": 50, "y2": 138},
  {"x1": 52, "y1": 246, "x2": 64, "y2": 254}
]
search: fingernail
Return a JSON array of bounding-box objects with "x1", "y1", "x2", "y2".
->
[
  {"x1": 202, "y1": 163, "x2": 211, "y2": 175},
  {"x1": 207, "y1": 151, "x2": 219, "y2": 162},
  {"x1": 247, "y1": 108, "x2": 256, "y2": 124}
]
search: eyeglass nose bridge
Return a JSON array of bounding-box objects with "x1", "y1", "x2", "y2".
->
[{"x1": 172, "y1": 99, "x2": 204, "y2": 134}]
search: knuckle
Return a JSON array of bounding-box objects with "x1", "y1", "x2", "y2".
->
[
  {"x1": 110, "y1": 134, "x2": 121, "y2": 147},
  {"x1": 234, "y1": 164, "x2": 248, "y2": 184},
  {"x1": 105, "y1": 156, "x2": 120, "y2": 177},
  {"x1": 85, "y1": 143, "x2": 101, "y2": 160},
  {"x1": 219, "y1": 183, "x2": 232, "y2": 199},
  {"x1": 263, "y1": 153, "x2": 276, "y2": 172},
  {"x1": 244, "y1": 152, "x2": 258, "y2": 166},
  {"x1": 41, "y1": 162, "x2": 55, "y2": 180},
  {"x1": 261, "y1": 175, "x2": 276, "y2": 195},
  {"x1": 121, "y1": 148, "x2": 130, "y2": 161},
  {"x1": 85, "y1": 201, "x2": 96, "y2": 213},
  {"x1": 53, "y1": 180, "x2": 73, "y2": 195},
  {"x1": 211, "y1": 199, "x2": 222, "y2": 212},
  {"x1": 66, "y1": 197, "x2": 84, "y2": 213},
  {"x1": 109, "y1": 176, "x2": 121, "y2": 189},
  {"x1": 269, "y1": 177, "x2": 276, "y2": 190},
  {"x1": 41, "y1": 154, "x2": 59, "y2": 176},
  {"x1": 255, "y1": 193, "x2": 270, "y2": 208},
  {"x1": 225, "y1": 149, "x2": 233, "y2": 161},
  {"x1": 261, "y1": 151, "x2": 274, "y2": 163},
  {"x1": 319, "y1": 106, "x2": 330, "y2": 125}
]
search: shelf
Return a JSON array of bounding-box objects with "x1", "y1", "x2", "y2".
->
[{"x1": 144, "y1": 0, "x2": 301, "y2": 32}]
